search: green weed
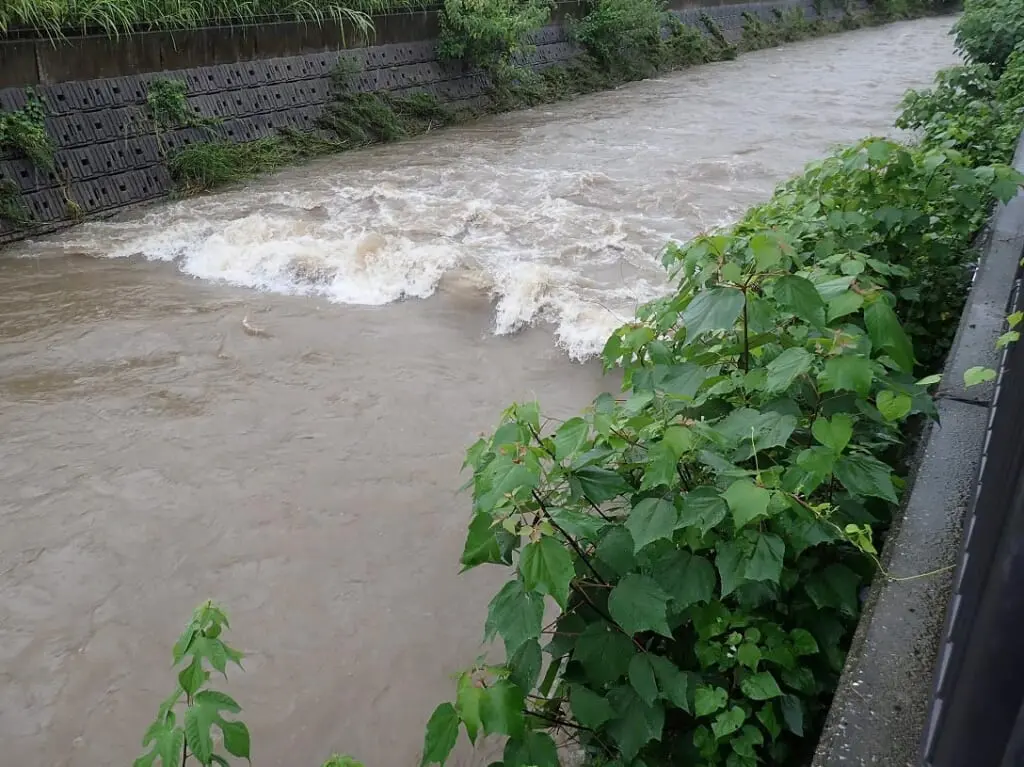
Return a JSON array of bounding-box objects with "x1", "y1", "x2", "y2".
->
[
  {"x1": 0, "y1": 0, "x2": 414, "y2": 43},
  {"x1": 0, "y1": 92, "x2": 54, "y2": 171},
  {"x1": 167, "y1": 130, "x2": 343, "y2": 193},
  {"x1": 0, "y1": 178, "x2": 30, "y2": 225}
]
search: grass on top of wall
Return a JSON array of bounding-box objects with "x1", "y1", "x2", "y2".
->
[{"x1": 0, "y1": 0, "x2": 428, "y2": 41}]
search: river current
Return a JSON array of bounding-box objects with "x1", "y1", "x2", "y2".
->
[{"x1": 0, "y1": 17, "x2": 957, "y2": 766}]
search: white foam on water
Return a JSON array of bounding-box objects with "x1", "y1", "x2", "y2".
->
[
  {"x1": 15, "y1": 145, "x2": 754, "y2": 362},
  {"x1": 19, "y1": 167, "x2": 689, "y2": 361}
]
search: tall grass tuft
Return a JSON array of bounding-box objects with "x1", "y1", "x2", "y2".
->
[
  {"x1": 0, "y1": 0, "x2": 424, "y2": 41},
  {"x1": 167, "y1": 129, "x2": 343, "y2": 193}
]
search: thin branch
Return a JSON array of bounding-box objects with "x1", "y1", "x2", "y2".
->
[
  {"x1": 532, "y1": 489, "x2": 610, "y2": 586},
  {"x1": 741, "y1": 288, "x2": 750, "y2": 373},
  {"x1": 676, "y1": 464, "x2": 691, "y2": 491},
  {"x1": 526, "y1": 710, "x2": 593, "y2": 732},
  {"x1": 570, "y1": 581, "x2": 646, "y2": 653},
  {"x1": 584, "y1": 496, "x2": 614, "y2": 522},
  {"x1": 525, "y1": 420, "x2": 614, "y2": 522}
]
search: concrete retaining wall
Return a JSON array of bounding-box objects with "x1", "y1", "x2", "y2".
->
[{"x1": 0, "y1": 0, "x2": 818, "y2": 245}]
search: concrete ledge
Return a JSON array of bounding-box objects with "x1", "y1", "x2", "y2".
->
[
  {"x1": 0, "y1": 0, "x2": 757, "y2": 87},
  {"x1": 813, "y1": 132, "x2": 1024, "y2": 765}
]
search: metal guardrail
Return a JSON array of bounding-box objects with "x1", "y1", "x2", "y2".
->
[{"x1": 921, "y1": 133, "x2": 1024, "y2": 767}]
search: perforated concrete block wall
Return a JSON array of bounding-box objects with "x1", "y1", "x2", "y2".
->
[{"x1": 0, "y1": 0, "x2": 815, "y2": 244}]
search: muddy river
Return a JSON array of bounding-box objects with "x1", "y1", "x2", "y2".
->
[{"x1": 0, "y1": 17, "x2": 957, "y2": 766}]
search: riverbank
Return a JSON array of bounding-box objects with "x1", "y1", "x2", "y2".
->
[{"x1": 0, "y1": 0, "x2": 953, "y2": 246}]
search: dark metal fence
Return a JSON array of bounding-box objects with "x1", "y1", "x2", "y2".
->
[{"x1": 922, "y1": 243, "x2": 1024, "y2": 766}]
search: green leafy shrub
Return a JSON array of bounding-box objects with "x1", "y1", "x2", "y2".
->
[
  {"x1": 438, "y1": 0, "x2": 553, "y2": 76},
  {"x1": 319, "y1": 91, "x2": 454, "y2": 145},
  {"x1": 740, "y1": 7, "x2": 816, "y2": 49},
  {"x1": 996, "y1": 42, "x2": 1024, "y2": 131},
  {"x1": 749, "y1": 140, "x2": 1022, "y2": 371},
  {"x1": 422, "y1": 4, "x2": 1024, "y2": 763},
  {"x1": 0, "y1": 92, "x2": 54, "y2": 171},
  {"x1": 421, "y1": 139, "x2": 1021, "y2": 766},
  {"x1": 168, "y1": 130, "x2": 343, "y2": 193},
  {"x1": 572, "y1": 0, "x2": 667, "y2": 79},
  {"x1": 135, "y1": 602, "x2": 366, "y2": 767},
  {"x1": 952, "y1": 0, "x2": 1024, "y2": 75},
  {"x1": 135, "y1": 601, "x2": 250, "y2": 766},
  {"x1": 662, "y1": 18, "x2": 733, "y2": 67},
  {"x1": 146, "y1": 78, "x2": 219, "y2": 132},
  {"x1": 0, "y1": 178, "x2": 29, "y2": 224},
  {"x1": 893, "y1": 40, "x2": 1024, "y2": 371},
  {"x1": 896, "y1": 64, "x2": 1013, "y2": 166}
]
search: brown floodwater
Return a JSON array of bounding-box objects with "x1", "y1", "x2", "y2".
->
[{"x1": 0, "y1": 18, "x2": 957, "y2": 767}]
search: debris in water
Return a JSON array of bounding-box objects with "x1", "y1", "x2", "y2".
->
[{"x1": 241, "y1": 315, "x2": 269, "y2": 338}]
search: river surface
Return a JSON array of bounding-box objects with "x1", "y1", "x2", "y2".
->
[{"x1": 0, "y1": 17, "x2": 956, "y2": 767}]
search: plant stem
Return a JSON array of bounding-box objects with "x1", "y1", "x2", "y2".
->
[
  {"x1": 741, "y1": 289, "x2": 750, "y2": 372},
  {"x1": 527, "y1": 710, "x2": 593, "y2": 732},
  {"x1": 531, "y1": 489, "x2": 610, "y2": 586},
  {"x1": 569, "y1": 581, "x2": 646, "y2": 652}
]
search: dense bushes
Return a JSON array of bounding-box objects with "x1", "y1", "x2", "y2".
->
[
  {"x1": 952, "y1": 0, "x2": 1024, "y2": 74},
  {"x1": 572, "y1": 0, "x2": 672, "y2": 79},
  {"x1": 438, "y1": 0, "x2": 554, "y2": 77},
  {"x1": 422, "y1": 3, "x2": 1024, "y2": 767},
  {"x1": 437, "y1": 0, "x2": 890, "y2": 110}
]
